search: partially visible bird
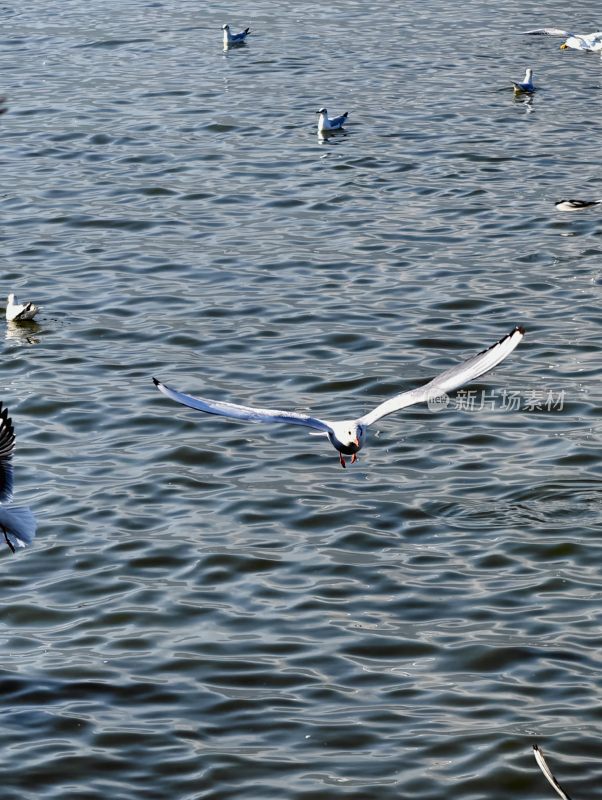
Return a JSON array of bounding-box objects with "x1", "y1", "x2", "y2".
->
[
  {"x1": 513, "y1": 68, "x2": 535, "y2": 93},
  {"x1": 524, "y1": 27, "x2": 602, "y2": 52},
  {"x1": 0, "y1": 404, "x2": 36, "y2": 553},
  {"x1": 222, "y1": 24, "x2": 250, "y2": 48},
  {"x1": 555, "y1": 198, "x2": 602, "y2": 211},
  {"x1": 6, "y1": 293, "x2": 39, "y2": 322},
  {"x1": 153, "y1": 325, "x2": 524, "y2": 468},
  {"x1": 316, "y1": 107, "x2": 348, "y2": 133},
  {"x1": 533, "y1": 744, "x2": 572, "y2": 800}
]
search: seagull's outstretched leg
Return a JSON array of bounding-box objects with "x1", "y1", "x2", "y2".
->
[
  {"x1": 339, "y1": 453, "x2": 346, "y2": 468},
  {"x1": 1, "y1": 526, "x2": 15, "y2": 554},
  {"x1": 351, "y1": 453, "x2": 357, "y2": 464}
]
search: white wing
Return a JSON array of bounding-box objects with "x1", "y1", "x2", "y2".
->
[
  {"x1": 153, "y1": 379, "x2": 333, "y2": 433},
  {"x1": 330, "y1": 113, "x2": 347, "y2": 127},
  {"x1": 523, "y1": 28, "x2": 572, "y2": 37},
  {"x1": 533, "y1": 745, "x2": 572, "y2": 800},
  {"x1": 0, "y1": 404, "x2": 15, "y2": 504},
  {"x1": 358, "y1": 326, "x2": 525, "y2": 426}
]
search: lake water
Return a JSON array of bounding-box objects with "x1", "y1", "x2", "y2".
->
[{"x1": 1, "y1": 0, "x2": 601, "y2": 797}]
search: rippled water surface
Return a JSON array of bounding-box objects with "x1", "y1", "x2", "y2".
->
[{"x1": 1, "y1": 0, "x2": 602, "y2": 797}]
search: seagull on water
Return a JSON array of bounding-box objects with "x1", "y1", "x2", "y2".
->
[
  {"x1": 153, "y1": 326, "x2": 525, "y2": 468},
  {"x1": 533, "y1": 744, "x2": 572, "y2": 800},
  {"x1": 6, "y1": 293, "x2": 39, "y2": 322},
  {"x1": 555, "y1": 198, "x2": 601, "y2": 211},
  {"x1": 317, "y1": 108, "x2": 348, "y2": 133},
  {"x1": 513, "y1": 68, "x2": 535, "y2": 93},
  {"x1": 0, "y1": 404, "x2": 36, "y2": 553},
  {"x1": 222, "y1": 24, "x2": 250, "y2": 48},
  {"x1": 524, "y1": 27, "x2": 602, "y2": 52}
]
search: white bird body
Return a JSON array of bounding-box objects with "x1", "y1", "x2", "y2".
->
[
  {"x1": 513, "y1": 68, "x2": 535, "y2": 93},
  {"x1": 555, "y1": 198, "x2": 601, "y2": 211},
  {"x1": 6, "y1": 293, "x2": 39, "y2": 322},
  {"x1": 533, "y1": 745, "x2": 572, "y2": 800},
  {"x1": 154, "y1": 326, "x2": 525, "y2": 468},
  {"x1": 222, "y1": 24, "x2": 250, "y2": 48},
  {"x1": 525, "y1": 27, "x2": 602, "y2": 51},
  {"x1": 0, "y1": 404, "x2": 36, "y2": 552},
  {"x1": 317, "y1": 108, "x2": 348, "y2": 133}
]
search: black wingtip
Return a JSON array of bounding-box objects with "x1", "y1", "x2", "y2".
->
[
  {"x1": 244, "y1": 27, "x2": 250, "y2": 34},
  {"x1": 152, "y1": 377, "x2": 160, "y2": 387},
  {"x1": 516, "y1": 325, "x2": 526, "y2": 335}
]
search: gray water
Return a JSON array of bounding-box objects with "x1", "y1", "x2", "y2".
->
[{"x1": 1, "y1": 0, "x2": 601, "y2": 797}]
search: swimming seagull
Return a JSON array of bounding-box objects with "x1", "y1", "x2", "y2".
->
[
  {"x1": 555, "y1": 198, "x2": 602, "y2": 211},
  {"x1": 0, "y1": 404, "x2": 36, "y2": 553},
  {"x1": 513, "y1": 68, "x2": 535, "y2": 93},
  {"x1": 6, "y1": 293, "x2": 39, "y2": 322},
  {"x1": 524, "y1": 27, "x2": 602, "y2": 52},
  {"x1": 533, "y1": 744, "x2": 572, "y2": 800},
  {"x1": 316, "y1": 108, "x2": 348, "y2": 133},
  {"x1": 222, "y1": 24, "x2": 250, "y2": 48},
  {"x1": 153, "y1": 325, "x2": 525, "y2": 468}
]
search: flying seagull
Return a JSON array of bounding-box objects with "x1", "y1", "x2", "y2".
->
[
  {"x1": 6, "y1": 293, "x2": 39, "y2": 322},
  {"x1": 524, "y1": 27, "x2": 602, "y2": 52},
  {"x1": 513, "y1": 68, "x2": 535, "y2": 93},
  {"x1": 533, "y1": 744, "x2": 572, "y2": 800},
  {"x1": 153, "y1": 326, "x2": 525, "y2": 468},
  {"x1": 555, "y1": 198, "x2": 601, "y2": 211},
  {"x1": 316, "y1": 108, "x2": 348, "y2": 133},
  {"x1": 0, "y1": 404, "x2": 36, "y2": 552},
  {"x1": 222, "y1": 24, "x2": 250, "y2": 48}
]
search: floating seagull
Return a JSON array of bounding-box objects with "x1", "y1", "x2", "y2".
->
[
  {"x1": 153, "y1": 326, "x2": 525, "y2": 468},
  {"x1": 524, "y1": 27, "x2": 602, "y2": 52},
  {"x1": 533, "y1": 744, "x2": 572, "y2": 800},
  {"x1": 222, "y1": 24, "x2": 250, "y2": 48},
  {"x1": 317, "y1": 108, "x2": 348, "y2": 133},
  {"x1": 513, "y1": 68, "x2": 535, "y2": 93},
  {"x1": 6, "y1": 293, "x2": 39, "y2": 322},
  {"x1": 555, "y1": 198, "x2": 601, "y2": 211},
  {"x1": 0, "y1": 404, "x2": 36, "y2": 553}
]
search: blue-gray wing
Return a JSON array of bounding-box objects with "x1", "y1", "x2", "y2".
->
[
  {"x1": 0, "y1": 405, "x2": 15, "y2": 504},
  {"x1": 358, "y1": 326, "x2": 525, "y2": 426},
  {"x1": 153, "y1": 379, "x2": 333, "y2": 433}
]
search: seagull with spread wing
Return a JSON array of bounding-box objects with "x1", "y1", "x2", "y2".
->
[
  {"x1": 0, "y1": 404, "x2": 36, "y2": 552},
  {"x1": 153, "y1": 326, "x2": 525, "y2": 468},
  {"x1": 524, "y1": 27, "x2": 602, "y2": 52}
]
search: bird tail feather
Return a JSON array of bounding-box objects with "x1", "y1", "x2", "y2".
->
[{"x1": 0, "y1": 505, "x2": 37, "y2": 549}]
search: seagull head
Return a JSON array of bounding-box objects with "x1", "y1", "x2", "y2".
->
[
  {"x1": 222, "y1": 24, "x2": 230, "y2": 30},
  {"x1": 525, "y1": 68, "x2": 533, "y2": 80},
  {"x1": 328, "y1": 421, "x2": 365, "y2": 455},
  {"x1": 316, "y1": 108, "x2": 327, "y2": 115}
]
